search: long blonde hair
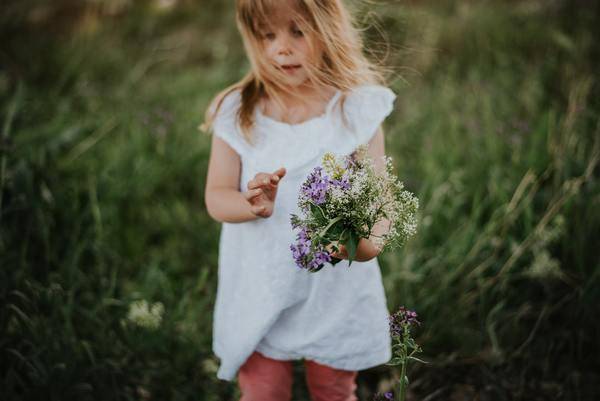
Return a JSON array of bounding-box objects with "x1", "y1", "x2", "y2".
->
[{"x1": 201, "y1": 0, "x2": 387, "y2": 145}]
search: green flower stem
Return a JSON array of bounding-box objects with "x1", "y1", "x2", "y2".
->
[
  {"x1": 398, "y1": 326, "x2": 409, "y2": 401},
  {"x1": 399, "y1": 363, "x2": 407, "y2": 401},
  {"x1": 318, "y1": 215, "x2": 343, "y2": 238}
]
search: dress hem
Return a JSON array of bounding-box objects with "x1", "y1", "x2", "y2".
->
[
  {"x1": 213, "y1": 340, "x2": 391, "y2": 381},
  {"x1": 255, "y1": 341, "x2": 392, "y2": 372}
]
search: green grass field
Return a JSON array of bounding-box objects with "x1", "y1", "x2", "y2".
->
[{"x1": 1, "y1": 0, "x2": 599, "y2": 400}]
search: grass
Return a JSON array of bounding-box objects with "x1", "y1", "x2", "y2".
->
[{"x1": 1, "y1": 0, "x2": 599, "y2": 400}]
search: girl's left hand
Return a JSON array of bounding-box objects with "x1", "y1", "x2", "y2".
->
[{"x1": 327, "y1": 238, "x2": 380, "y2": 262}]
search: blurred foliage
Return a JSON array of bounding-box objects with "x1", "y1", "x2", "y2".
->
[{"x1": 1, "y1": 0, "x2": 599, "y2": 400}]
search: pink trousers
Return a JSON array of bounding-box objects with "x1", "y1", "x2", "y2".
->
[{"x1": 238, "y1": 351, "x2": 358, "y2": 401}]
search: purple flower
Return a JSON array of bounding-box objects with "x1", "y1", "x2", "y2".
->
[
  {"x1": 329, "y1": 172, "x2": 351, "y2": 190},
  {"x1": 298, "y1": 226, "x2": 310, "y2": 241},
  {"x1": 344, "y1": 156, "x2": 357, "y2": 170},
  {"x1": 300, "y1": 166, "x2": 330, "y2": 205},
  {"x1": 389, "y1": 306, "x2": 420, "y2": 339},
  {"x1": 309, "y1": 250, "x2": 332, "y2": 270},
  {"x1": 290, "y1": 224, "x2": 334, "y2": 271},
  {"x1": 372, "y1": 391, "x2": 394, "y2": 401},
  {"x1": 290, "y1": 229, "x2": 311, "y2": 264}
]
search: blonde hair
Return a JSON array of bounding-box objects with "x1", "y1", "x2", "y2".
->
[{"x1": 200, "y1": 0, "x2": 388, "y2": 145}]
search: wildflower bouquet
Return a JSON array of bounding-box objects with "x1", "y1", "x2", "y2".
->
[{"x1": 289, "y1": 145, "x2": 419, "y2": 272}]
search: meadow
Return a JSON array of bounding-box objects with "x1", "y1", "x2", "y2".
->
[{"x1": 1, "y1": 0, "x2": 599, "y2": 400}]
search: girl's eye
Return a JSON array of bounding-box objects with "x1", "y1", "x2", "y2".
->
[
  {"x1": 291, "y1": 28, "x2": 304, "y2": 37},
  {"x1": 263, "y1": 32, "x2": 276, "y2": 41}
]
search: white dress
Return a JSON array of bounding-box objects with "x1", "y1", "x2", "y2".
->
[{"x1": 209, "y1": 84, "x2": 397, "y2": 381}]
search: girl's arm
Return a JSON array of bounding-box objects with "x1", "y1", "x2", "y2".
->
[
  {"x1": 204, "y1": 134, "x2": 260, "y2": 223},
  {"x1": 331, "y1": 125, "x2": 390, "y2": 261},
  {"x1": 362, "y1": 125, "x2": 392, "y2": 256}
]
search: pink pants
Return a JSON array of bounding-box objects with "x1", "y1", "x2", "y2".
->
[{"x1": 238, "y1": 351, "x2": 358, "y2": 401}]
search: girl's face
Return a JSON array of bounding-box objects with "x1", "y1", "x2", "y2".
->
[{"x1": 258, "y1": 15, "x2": 318, "y2": 88}]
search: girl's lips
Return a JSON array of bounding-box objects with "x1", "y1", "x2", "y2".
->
[{"x1": 280, "y1": 64, "x2": 302, "y2": 73}]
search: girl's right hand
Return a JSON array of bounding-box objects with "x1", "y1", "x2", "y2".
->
[{"x1": 244, "y1": 167, "x2": 287, "y2": 218}]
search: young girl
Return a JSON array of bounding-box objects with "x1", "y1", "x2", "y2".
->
[{"x1": 202, "y1": 0, "x2": 396, "y2": 399}]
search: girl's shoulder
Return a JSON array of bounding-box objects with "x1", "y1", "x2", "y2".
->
[
  {"x1": 209, "y1": 87, "x2": 243, "y2": 123},
  {"x1": 342, "y1": 84, "x2": 396, "y2": 116},
  {"x1": 208, "y1": 87, "x2": 247, "y2": 156},
  {"x1": 337, "y1": 83, "x2": 397, "y2": 145}
]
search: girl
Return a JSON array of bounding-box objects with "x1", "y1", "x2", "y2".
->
[{"x1": 202, "y1": 0, "x2": 396, "y2": 399}]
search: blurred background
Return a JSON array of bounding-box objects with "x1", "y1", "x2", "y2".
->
[{"x1": 1, "y1": 0, "x2": 599, "y2": 400}]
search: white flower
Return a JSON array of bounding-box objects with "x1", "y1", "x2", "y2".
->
[{"x1": 126, "y1": 299, "x2": 164, "y2": 330}]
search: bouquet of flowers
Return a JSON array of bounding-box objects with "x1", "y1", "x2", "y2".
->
[{"x1": 289, "y1": 145, "x2": 419, "y2": 272}]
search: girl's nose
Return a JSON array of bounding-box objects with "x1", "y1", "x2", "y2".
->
[
  {"x1": 276, "y1": 36, "x2": 293, "y2": 56},
  {"x1": 278, "y1": 46, "x2": 292, "y2": 56}
]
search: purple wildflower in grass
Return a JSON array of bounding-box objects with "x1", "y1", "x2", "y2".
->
[
  {"x1": 386, "y1": 306, "x2": 426, "y2": 401},
  {"x1": 372, "y1": 391, "x2": 394, "y2": 401},
  {"x1": 389, "y1": 306, "x2": 420, "y2": 340}
]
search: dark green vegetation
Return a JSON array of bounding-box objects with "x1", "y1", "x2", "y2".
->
[{"x1": 1, "y1": 0, "x2": 598, "y2": 400}]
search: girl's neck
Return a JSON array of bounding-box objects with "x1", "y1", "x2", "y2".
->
[{"x1": 260, "y1": 83, "x2": 337, "y2": 125}]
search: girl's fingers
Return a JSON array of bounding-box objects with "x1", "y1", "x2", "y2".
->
[
  {"x1": 269, "y1": 175, "x2": 280, "y2": 185},
  {"x1": 250, "y1": 205, "x2": 266, "y2": 216},
  {"x1": 247, "y1": 180, "x2": 269, "y2": 190},
  {"x1": 327, "y1": 243, "x2": 347, "y2": 259},
  {"x1": 247, "y1": 179, "x2": 260, "y2": 190},
  {"x1": 268, "y1": 168, "x2": 286, "y2": 186},
  {"x1": 247, "y1": 174, "x2": 281, "y2": 190},
  {"x1": 273, "y1": 167, "x2": 286, "y2": 178},
  {"x1": 247, "y1": 174, "x2": 271, "y2": 190},
  {"x1": 244, "y1": 188, "x2": 262, "y2": 200}
]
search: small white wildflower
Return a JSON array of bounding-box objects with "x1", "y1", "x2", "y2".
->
[
  {"x1": 126, "y1": 299, "x2": 164, "y2": 330},
  {"x1": 202, "y1": 358, "x2": 219, "y2": 374},
  {"x1": 526, "y1": 249, "x2": 563, "y2": 279}
]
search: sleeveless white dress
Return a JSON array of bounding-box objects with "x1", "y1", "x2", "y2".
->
[{"x1": 209, "y1": 84, "x2": 397, "y2": 381}]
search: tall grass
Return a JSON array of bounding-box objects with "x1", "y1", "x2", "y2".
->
[
  {"x1": 1, "y1": 0, "x2": 598, "y2": 400},
  {"x1": 374, "y1": 2, "x2": 600, "y2": 399}
]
